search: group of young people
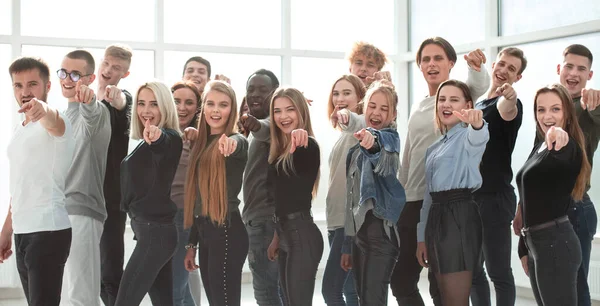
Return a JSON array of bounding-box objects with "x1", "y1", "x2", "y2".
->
[{"x1": 0, "y1": 36, "x2": 597, "y2": 306}]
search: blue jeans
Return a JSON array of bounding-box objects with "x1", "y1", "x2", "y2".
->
[
  {"x1": 567, "y1": 193, "x2": 597, "y2": 306},
  {"x1": 172, "y1": 209, "x2": 196, "y2": 306},
  {"x1": 471, "y1": 190, "x2": 516, "y2": 306},
  {"x1": 322, "y1": 228, "x2": 358, "y2": 306},
  {"x1": 246, "y1": 218, "x2": 283, "y2": 306}
]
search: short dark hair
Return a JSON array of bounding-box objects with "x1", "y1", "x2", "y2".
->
[
  {"x1": 9, "y1": 57, "x2": 50, "y2": 83},
  {"x1": 498, "y1": 47, "x2": 528, "y2": 74},
  {"x1": 563, "y1": 44, "x2": 593, "y2": 67},
  {"x1": 246, "y1": 69, "x2": 280, "y2": 90},
  {"x1": 416, "y1": 37, "x2": 457, "y2": 66},
  {"x1": 183, "y1": 56, "x2": 212, "y2": 78},
  {"x1": 65, "y1": 50, "x2": 96, "y2": 74}
]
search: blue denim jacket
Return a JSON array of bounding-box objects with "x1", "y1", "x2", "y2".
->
[{"x1": 341, "y1": 127, "x2": 407, "y2": 254}]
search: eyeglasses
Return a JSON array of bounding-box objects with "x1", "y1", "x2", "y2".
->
[{"x1": 56, "y1": 69, "x2": 91, "y2": 82}]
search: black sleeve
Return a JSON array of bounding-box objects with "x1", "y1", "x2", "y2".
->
[
  {"x1": 547, "y1": 137, "x2": 580, "y2": 164},
  {"x1": 518, "y1": 235, "x2": 528, "y2": 258},
  {"x1": 292, "y1": 137, "x2": 320, "y2": 175},
  {"x1": 228, "y1": 133, "x2": 249, "y2": 161},
  {"x1": 105, "y1": 90, "x2": 132, "y2": 136},
  {"x1": 150, "y1": 128, "x2": 183, "y2": 156},
  {"x1": 188, "y1": 218, "x2": 199, "y2": 246}
]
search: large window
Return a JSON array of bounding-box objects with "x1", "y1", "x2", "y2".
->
[
  {"x1": 163, "y1": 51, "x2": 281, "y2": 101},
  {"x1": 21, "y1": 46, "x2": 155, "y2": 111},
  {"x1": 164, "y1": 0, "x2": 281, "y2": 48},
  {"x1": 20, "y1": 0, "x2": 156, "y2": 41},
  {"x1": 501, "y1": 0, "x2": 600, "y2": 36},
  {"x1": 409, "y1": 0, "x2": 485, "y2": 50},
  {"x1": 0, "y1": 44, "x2": 12, "y2": 228},
  {"x1": 0, "y1": 0, "x2": 10, "y2": 35},
  {"x1": 291, "y1": 0, "x2": 395, "y2": 53}
]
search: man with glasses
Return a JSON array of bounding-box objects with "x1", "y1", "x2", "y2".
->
[
  {"x1": 59, "y1": 49, "x2": 111, "y2": 306},
  {"x1": 94, "y1": 44, "x2": 133, "y2": 306}
]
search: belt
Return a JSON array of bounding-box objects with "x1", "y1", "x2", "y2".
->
[
  {"x1": 521, "y1": 215, "x2": 569, "y2": 236},
  {"x1": 273, "y1": 210, "x2": 312, "y2": 223}
]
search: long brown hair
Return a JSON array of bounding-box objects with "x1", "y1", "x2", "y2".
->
[
  {"x1": 434, "y1": 79, "x2": 474, "y2": 135},
  {"x1": 327, "y1": 74, "x2": 366, "y2": 128},
  {"x1": 534, "y1": 84, "x2": 591, "y2": 200},
  {"x1": 184, "y1": 80, "x2": 238, "y2": 228},
  {"x1": 268, "y1": 87, "x2": 320, "y2": 197}
]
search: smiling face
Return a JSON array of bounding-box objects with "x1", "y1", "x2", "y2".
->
[
  {"x1": 419, "y1": 44, "x2": 454, "y2": 91},
  {"x1": 246, "y1": 74, "x2": 274, "y2": 119},
  {"x1": 558, "y1": 53, "x2": 593, "y2": 98},
  {"x1": 436, "y1": 85, "x2": 472, "y2": 129},
  {"x1": 203, "y1": 90, "x2": 232, "y2": 135},
  {"x1": 183, "y1": 61, "x2": 209, "y2": 93},
  {"x1": 536, "y1": 91, "x2": 565, "y2": 134},
  {"x1": 491, "y1": 53, "x2": 522, "y2": 88},
  {"x1": 136, "y1": 88, "x2": 161, "y2": 127},
  {"x1": 332, "y1": 79, "x2": 360, "y2": 113},
  {"x1": 173, "y1": 87, "x2": 199, "y2": 129},
  {"x1": 364, "y1": 91, "x2": 395, "y2": 130},
  {"x1": 273, "y1": 96, "x2": 299, "y2": 134},
  {"x1": 60, "y1": 57, "x2": 94, "y2": 101},
  {"x1": 98, "y1": 55, "x2": 129, "y2": 88}
]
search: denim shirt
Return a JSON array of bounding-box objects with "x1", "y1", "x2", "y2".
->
[
  {"x1": 341, "y1": 127, "x2": 407, "y2": 253},
  {"x1": 417, "y1": 122, "x2": 490, "y2": 242}
]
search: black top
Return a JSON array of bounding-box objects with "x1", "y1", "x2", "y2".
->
[
  {"x1": 102, "y1": 90, "x2": 133, "y2": 211},
  {"x1": 475, "y1": 97, "x2": 523, "y2": 193},
  {"x1": 188, "y1": 133, "x2": 248, "y2": 245},
  {"x1": 120, "y1": 128, "x2": 183, "y2": 223},
  {"x1": 516, "y1": 137, "x2": 582, "y2": 258},
  {"x1": 270, "y1": 137, "x2": 320, "y2": 217}
]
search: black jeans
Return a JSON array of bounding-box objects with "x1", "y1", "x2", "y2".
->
[
  {"x1": 567, "y1": 193, "x2": 597, "y2": 306},
  {"x1": 115, "y1": 219, "x2": 178, "y2": 306},
  {"x1": 15, "y1": 228, "x2": 71, "y2": 306},
  {"x1": 525, "y1": 220, "x2": 581, "y2": 306},
  {"x1": 196, "y1": 213, "x2": 249, "y2": 306},
  {"x1": 352, "y1": 211, "x2": 400, "y2": 306},
  {"x1": 277, "y1": 216, "x2": 324, "y2": 306},
  {"x1": 389, "y1": 200, "x2": 442, "y2": 306},
  {"x1": 471, "y1": 190, "x2": 516, "y2": 306},
  {"x1": 100, "y1": 208, "x2": 127, "y2": 306}
]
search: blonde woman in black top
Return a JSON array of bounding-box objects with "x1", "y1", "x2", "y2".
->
[{"x1": 266, "y1": 87, "x2": 323, "y2": 306}]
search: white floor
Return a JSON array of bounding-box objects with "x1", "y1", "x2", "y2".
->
[{"x1": 0, "y1": 275, "x2": 538, "y2": 306}]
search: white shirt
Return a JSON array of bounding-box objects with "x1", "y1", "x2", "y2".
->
[{"x1": 7, "y1": 113, "x2": 75, "y2": 234}]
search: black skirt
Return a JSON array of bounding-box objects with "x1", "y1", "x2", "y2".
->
[{"x1": 425, "y1": 188, "x2": 482, "y2": 274}]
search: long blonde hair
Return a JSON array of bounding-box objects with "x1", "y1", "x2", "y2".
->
[
  {"x1": 268, "y1": 87, "x2": 320, "y2": 197},
  {"x1": 184, "y1": 80, "x2": 238, "y2": 228},
  {"x1": 534, "y1": 84, "x2": 591, "y2": 201},
  {"x1": 130, "y1": 81, "x2": 181, "y2": 140}
]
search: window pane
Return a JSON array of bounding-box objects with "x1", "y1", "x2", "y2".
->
[
  {"x1": 501, "y1": 0, "x2": 600, "y2": 36},
  {"x1": 0, "y1": 0, "x2": 10, "y2": 35},
  {"x1": 410, "y1": 0, "x2": 485, "y2": 50},
  {"x1": 21, "y1": 45, "x2": 155, "y2": 111},
  {"x1": 21, "y1": 0, "x2": 155, "y2": 41},
  {"x1": 163, "y1": 51, "x2": 281, "y2": 104},
  {"x1": 409, "y1": 53, "x2": 469, "y2": 112},
  {"x1": 0, "y1": 44, "x2": 12, "y2": 225},
  {"x1": 164, "y1": 0, "x2": 281, "y2": 48},
  {"x1": 291, "y1": 0, "x2": 395, "y2": 53},
  {"x1": 507, "y1": 33, "x2": 600, "y2": 225}
]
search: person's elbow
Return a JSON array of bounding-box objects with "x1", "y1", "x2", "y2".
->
[{"x1": 499, "y1": 108, "x2": 518, "y2": 122}]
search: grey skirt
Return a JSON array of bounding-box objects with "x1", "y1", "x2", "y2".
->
[{"x1": 425, "y1": 188, "x2": 483, "y2": 274}]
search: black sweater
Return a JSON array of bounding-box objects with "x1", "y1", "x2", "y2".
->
[
  {"x1": 102, "y1": 90, "x2": 133, "y2": 211},
  {"x1": 120, "y1": 128, "x2": 183, "y2": 222},
  {"x1": 516, "y1": 137, "x2": 582, "y2": 258},
  {"x1": 270, "y1": 137, "x2": 320, "y2": 217}
]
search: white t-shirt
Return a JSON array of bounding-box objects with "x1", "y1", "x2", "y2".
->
[{"x1": 7, "y1": 113, "x2": 75, "y2": 234}]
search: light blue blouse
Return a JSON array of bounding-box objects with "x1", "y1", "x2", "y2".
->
[{"x1": 417, "y1": 122, "x2": 490, "y2": 242}]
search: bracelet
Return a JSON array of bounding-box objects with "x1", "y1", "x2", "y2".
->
[{"x1": 184, "y1": 244, "x2": 198, "y2": 250}]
